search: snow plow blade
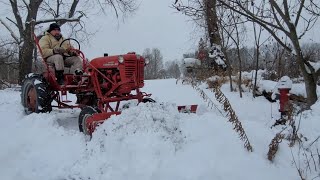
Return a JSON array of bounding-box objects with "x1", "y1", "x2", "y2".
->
[
  {"x1": 177, "y1": 105, "x2": 198, "y2": 113},
  {"x1": 84, "y1": 112, "x2": 121, "y2": 135}
]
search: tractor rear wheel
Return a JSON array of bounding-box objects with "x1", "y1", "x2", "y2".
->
[
  {"x1": 21, "y1": 74, "x2": 52, "y2": 114},
  {"x1": 79, "y1": 106, "x2": 100, "y2": 135}
]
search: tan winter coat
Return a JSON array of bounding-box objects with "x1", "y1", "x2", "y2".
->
[{"x1": 39, "y1": 32, "x2": 71, "y2": 58}]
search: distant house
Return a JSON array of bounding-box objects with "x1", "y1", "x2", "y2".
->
[{"x1": 182, "y1": 58, "x2": 201, "y2": 74}]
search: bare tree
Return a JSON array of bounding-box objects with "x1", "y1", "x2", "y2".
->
[
  {"x1": 165, "y1": 60, "x2": 181, "y2": 79},
  {"x1": 218, "y1": 0, "x2": 320, "y2": 105},
  {"x1": 251, "y1": 5, "x2": 272, "y2": 97},
  {"x1": 219, "y1": 9, "x2": 247, "y2": 97},
  {"x1": 0, "y1": 38, "x2": 19, "y2": 83},
  {"x1": 143, "y1": 48, "x2": 164, "y2": 79},
  {"x1": 0, "y1": 0, "x2": 137, "y2": 83},
  {"x1": 252, "y1": 21, "x2": 263, "y2": 98},
  {"x1": 143, "y1": 48, "x2": 152, "y2": 79},
  {"x1": 218, "y1": 9, "x2": 234, "y2": 91}
]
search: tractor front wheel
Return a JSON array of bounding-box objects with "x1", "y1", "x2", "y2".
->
[
  {"x1": 79, "y1": 106, "x2": 100, "y2": 135},
  {"x1": 21, "y1": 74, "x2": 52, "y2": 114},
  {"x1": 142, "y1": 97, "x2": 156, "y2": 103}
]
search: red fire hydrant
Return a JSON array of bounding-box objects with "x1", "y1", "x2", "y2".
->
[
  {"x1": 279, "y1": 88, "x2": 290, "y2": 116},
  {"x1": 277, "y1": 76, "x2": 292, "y2": 116}
]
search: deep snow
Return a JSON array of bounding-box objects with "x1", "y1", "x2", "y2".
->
[{"x1": 1, "y1": 79, "x2": 320, "y2": 180}]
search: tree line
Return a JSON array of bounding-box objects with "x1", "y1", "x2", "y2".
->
[{"x1": 1, "y1": 0, "x2": 320, "y2": 105}]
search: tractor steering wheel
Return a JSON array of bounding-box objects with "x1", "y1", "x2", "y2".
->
[{"x1": 60, "y1": 38, "x2": 81, "y2": 58}]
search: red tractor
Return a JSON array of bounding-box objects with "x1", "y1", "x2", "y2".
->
[{"x1": 21, "y1": 36, "x2": 197, "y2": 135}]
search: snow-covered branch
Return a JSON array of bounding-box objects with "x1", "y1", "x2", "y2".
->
[
  {"x1": 304, "y1": 60, "x2": 316, "y2": 73},
  {"x1": 209, "y1": 43, "x2": 227, "y2": 68},
  {"x1": 0, "y1": 18, "x2": 19, "y2": 43},
  {"x1": 35, "y1": 14, "x2": 84, "y2": 25},
  {"x1": 4, "y1": 61, "x2": 19, "y2": 65},
  {"x1": 304, "y1": 61, "x2": 320, "y2": 78},
  {"x1": 311, "y1": 61, "x2": 320, "y2": 77}
]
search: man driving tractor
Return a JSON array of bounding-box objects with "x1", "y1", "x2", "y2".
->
[{"x1": 39, "y1": 23, "x2": 83, "y2": 85}]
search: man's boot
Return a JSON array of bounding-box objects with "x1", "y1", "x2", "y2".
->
[
  {"x1": 56, "y1": 70, "x2": 64, "y2": 85},
  {"x1": 73, "y1": 69, "x2": 84, "y2": 84}
]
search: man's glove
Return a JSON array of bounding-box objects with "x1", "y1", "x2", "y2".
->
[
  {"x1": 53, "y1": 47, "x2": 67, "y2": 54},
  {"x1": 68, "y1": 50, "x2": 79, "y2": 56}
]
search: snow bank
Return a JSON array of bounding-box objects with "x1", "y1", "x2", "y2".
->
[
  {"x1": 67, "y1": 102, "x2": 295, "y2": 180},
  {"x1": 241, "y1": 69, "x2": 266, "y2": 81}
]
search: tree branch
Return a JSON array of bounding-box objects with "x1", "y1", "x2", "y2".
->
[
  {"x1": 9, "y1": 0, "x2": 24, "y2": 37},
  {"x1": 5, "y1": 17, "x2": 19, "y2": 29},
  {"x1": 269, "y1": 0, "x2": 292, "y2": 28},
  {"x1": 56, "y1": 0, "x2": 61, "y2": 18},
  {"x1": 298, "y1": 15, "x2": 317, "y2": 39},
  {"x1": 295, "y1": 0, "x2": 305, "y2": 27},
  {"x1": 282, "y1": 0, "x2": 291, "y2": 21},
  {"x1": 22, "y1": 0, "x2": 30, "y2": 11},
  {"x1": 110, "y1": 0, "x2": 119, "y2": 18},
  {"x1": 270, "y1": 4, "x2": 288, "y2": 35},
  {"x1": 218, "y1": 1, "x2": 292, "y2": 52},
  {"x1": 0, "y1": 18, "x2": 20, "y2": 43},
  {"x1": 53, "y1": 0, "x2": 81, "y2": 26},
  {"x1": 68, "y1": 0, "x2": 79, "y2": 18},
  {"x1": 220, "y1": 1, "x2": 283, "y2": 31}
]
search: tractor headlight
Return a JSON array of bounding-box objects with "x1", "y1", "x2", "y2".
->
[
  {"x1": 145, "y1": 58, "x2": 150, "y2": 65},
  {"x1": 118, "y1": 55, "x2": 124, "y2": 64}
]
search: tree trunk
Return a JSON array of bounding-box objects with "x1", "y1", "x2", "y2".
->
[
  {"x1": 18, "y1": 26, "x2": 35, "y2": 83},
  {"x1": 236, "y1": 46, "x2": 243, "y2": 98},
  {"x1": 303, "y1": 72, "x2": 318, "y2": 105},
  {"x1": 291, "y1": 32, "x2": 318, "y2": 105},
  {"x1": 14, "y1": 0, "x2": 42, "y2": 83},
  {"x1": 253, "y1": 47, "x2": 259, "y2": 97},
  {"x1": 204, "y1": 0, "x2": 222, "y2": 47},
  {"x1": 19, "y1": 43, "x2": 34, "y2": 83},
  {"x1": 297, "y1": 54, "x2": 318, "y2": 105},
  {"x1": 222, "y1": 47, "x2": 233, "y2": 91}
]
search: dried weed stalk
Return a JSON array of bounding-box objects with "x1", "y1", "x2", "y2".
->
[{"x1": 267, "y1": 133, "x2": 285, "y2": 161}]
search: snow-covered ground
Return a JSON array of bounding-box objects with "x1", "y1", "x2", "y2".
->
[{"x1": 1, "y1": 79, "x2": 320, "y2": 180}]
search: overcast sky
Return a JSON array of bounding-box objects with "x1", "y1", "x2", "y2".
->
[
  {"x1": 80, "y1": 0, "x2": 198, "y2": 61},
  {"x1": 1, "y1": 0, "x2": 320, "y2": 62}
]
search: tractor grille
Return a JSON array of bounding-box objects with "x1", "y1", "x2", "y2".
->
[
  {"x1": 125, "y1": 59, "x2": 135, "y2": 78},
  {"x1": 124, "y1": 59, "x2": 144, "y2": 87}
]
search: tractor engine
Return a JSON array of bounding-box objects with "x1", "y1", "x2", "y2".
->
[{"x1": 89, "y1": 52, "x2": 147, "y2": 97}]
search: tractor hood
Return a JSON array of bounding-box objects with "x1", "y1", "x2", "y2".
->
[{"x1": 90, "y1": 53, "x2": 142, "y2": 69}]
